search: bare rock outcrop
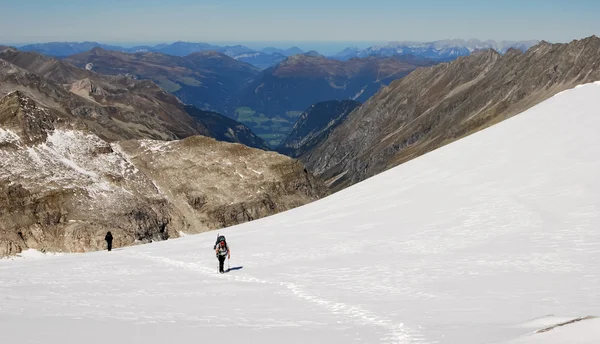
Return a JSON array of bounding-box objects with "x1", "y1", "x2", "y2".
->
[{"x1": 118, "y1": 136, "x2": 326, "y2": 230}]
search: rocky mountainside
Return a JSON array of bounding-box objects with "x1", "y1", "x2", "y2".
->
[
  {"x1": 0, "y1": 92, "x2": 325, "y2": 257},
  {"x1": 64, "y1": 48, "x2": 260, "y2": 114},
  {"x1": 305, "y1": 36, "x2": 600, "y2": 190},
  {"x1": 236, "y1": 54, "x2": 437, "y2": 146},
  {"x1": 151, "y1": 43, "x2": 291, "y2": 69},
  {"x1": 0, "y1": 91, "x2": 175, "y2": 256},
  {"x1": 118, "y1": 136, "x2": 325, "y2": 231},
  {"x1": 277, "y1": 100, "x2": 361, "y2": 158},
  {"x1": 242, "y1": 54, "x2": 433, "y2": 110},
  {"x1": 334, "y1": 39, "x2": 540, "y2": 61},
  {"x1": 64, "y1": 47, "x2": 436, "y2": 148},
  {"x1": 0, "y1": 48, "x2": 268, "y2": 149}
]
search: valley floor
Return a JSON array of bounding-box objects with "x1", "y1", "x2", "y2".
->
[{"x1": 2, "y1": 83, "x2": 600, "y2": 343}]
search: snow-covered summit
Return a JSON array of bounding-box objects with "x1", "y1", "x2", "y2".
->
[{"x1": 1, "y1": 83, "x2": 600, "y2": 343}]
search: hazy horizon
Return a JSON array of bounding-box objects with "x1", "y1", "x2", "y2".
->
[
  {"x1": 0, "y1": 40, "x2": 387, "y2": 54},
  {"x1": 2, "y1": 0, "x2": 598, "y2": 48},
  {"x1": 0, "y1": 38, "x2": 563, "y2": 56}
]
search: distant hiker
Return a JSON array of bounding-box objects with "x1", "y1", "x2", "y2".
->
[
  {"x1": 105, "y1": 231, "x2": 113, "y2": 252},
  {"x1": 214, "y1": 234, "x2": 230, "y2": 273}
]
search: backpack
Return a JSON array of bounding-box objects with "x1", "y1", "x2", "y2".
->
[{"x1": 213, "y1": 234, "x2": 227, "y2": 249}]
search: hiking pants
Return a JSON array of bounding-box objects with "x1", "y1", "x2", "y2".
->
[
  {"x1": 218, "y1": 255, "x2": 227, "y2": 272},
  {"x1": 107, "y1": 241, "x2": 112, "y2": 251}
]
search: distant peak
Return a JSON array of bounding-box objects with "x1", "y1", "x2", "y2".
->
[
  {"x1": 303, "y1": 50, "x2": 322, "y2": 57},
  {"x1": 89, "y1": 46, "x2": 109, "y2": 55},
  {"x1": 504, "y1": 47, "x2": 523, "y2": 57},
  {"x1": 471, "y1": 48, "x2": 500, "y2": 57},
  {"x1": 538, "y1": 40, "x2": 552, "y2": 47},
  {"x1": 580, "y1": 34, "x2": 600, "y2": 45}
]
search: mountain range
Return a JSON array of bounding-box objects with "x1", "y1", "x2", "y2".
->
[
  {"x1": 236, "y1": 54, "x2": 437, "y2": 146},
  {"x1": 9, "y1": 39, "x2": 543, "y2": 148},
  {"x1": 63, "y1": 47, "x2": 260, "y2": 116},
  {"x1": 17, "y1": 41, "x2": 301, "y2": 70},
  {"x1": 14, "y1": 39, "x2": 539, "y2": 69},
  {"x1": 58, "y1": 48, "x2": 436, "y2": 147},
  {"x1": 1, "y1": 34, "x2": 599, "y2": 260}
]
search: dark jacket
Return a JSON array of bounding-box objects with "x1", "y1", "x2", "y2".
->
[{"x1": 105, "y1": 232, "x2": 113, "y2": 242}]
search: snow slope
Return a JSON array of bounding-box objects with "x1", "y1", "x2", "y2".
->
[{"x1": 2, "y1": 83, "x2": 600, "y2": 343}]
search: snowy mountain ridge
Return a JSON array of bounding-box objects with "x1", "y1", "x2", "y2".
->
[
  {"x1": 336, "y1": 39, "x2": 539, "y2": 60},
  {"x1": 1, "y1": 82, "x2": 599, "y2": 343}
]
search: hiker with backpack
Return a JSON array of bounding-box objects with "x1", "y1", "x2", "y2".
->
[{"x1": 214, "y1": 235, "x2": 230, "y2": 273}]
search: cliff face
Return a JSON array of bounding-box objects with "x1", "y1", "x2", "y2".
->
[
  {"x1": 0, "y1": 92, "x2": 326, "y2": 257},
  {"x1": 305, "y1": 36, "x2": 600, "y2": 190}
]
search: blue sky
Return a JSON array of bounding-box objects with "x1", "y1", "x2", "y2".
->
[{"x1": 1, "y1": 0, "x2": 599, "y2": 47}]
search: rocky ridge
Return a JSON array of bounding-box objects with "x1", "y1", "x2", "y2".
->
[{"x1": 304, "y1": 36, "x2": 600, "y2": 190}]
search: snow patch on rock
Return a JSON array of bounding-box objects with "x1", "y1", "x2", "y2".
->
[
  {"x1": 0, "y1": 128, "x2": 20, "y2": 145},
  {"x1": 0, "y1": 128, "x2": 159, "y2": 206}
]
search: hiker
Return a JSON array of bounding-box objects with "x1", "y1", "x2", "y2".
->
[
  {"x1": 105, "y1": 231, "x2": 113, "y2": 251},
  {"x1": 215, "y1": 238, "x2": 230, "y2": 273}
]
